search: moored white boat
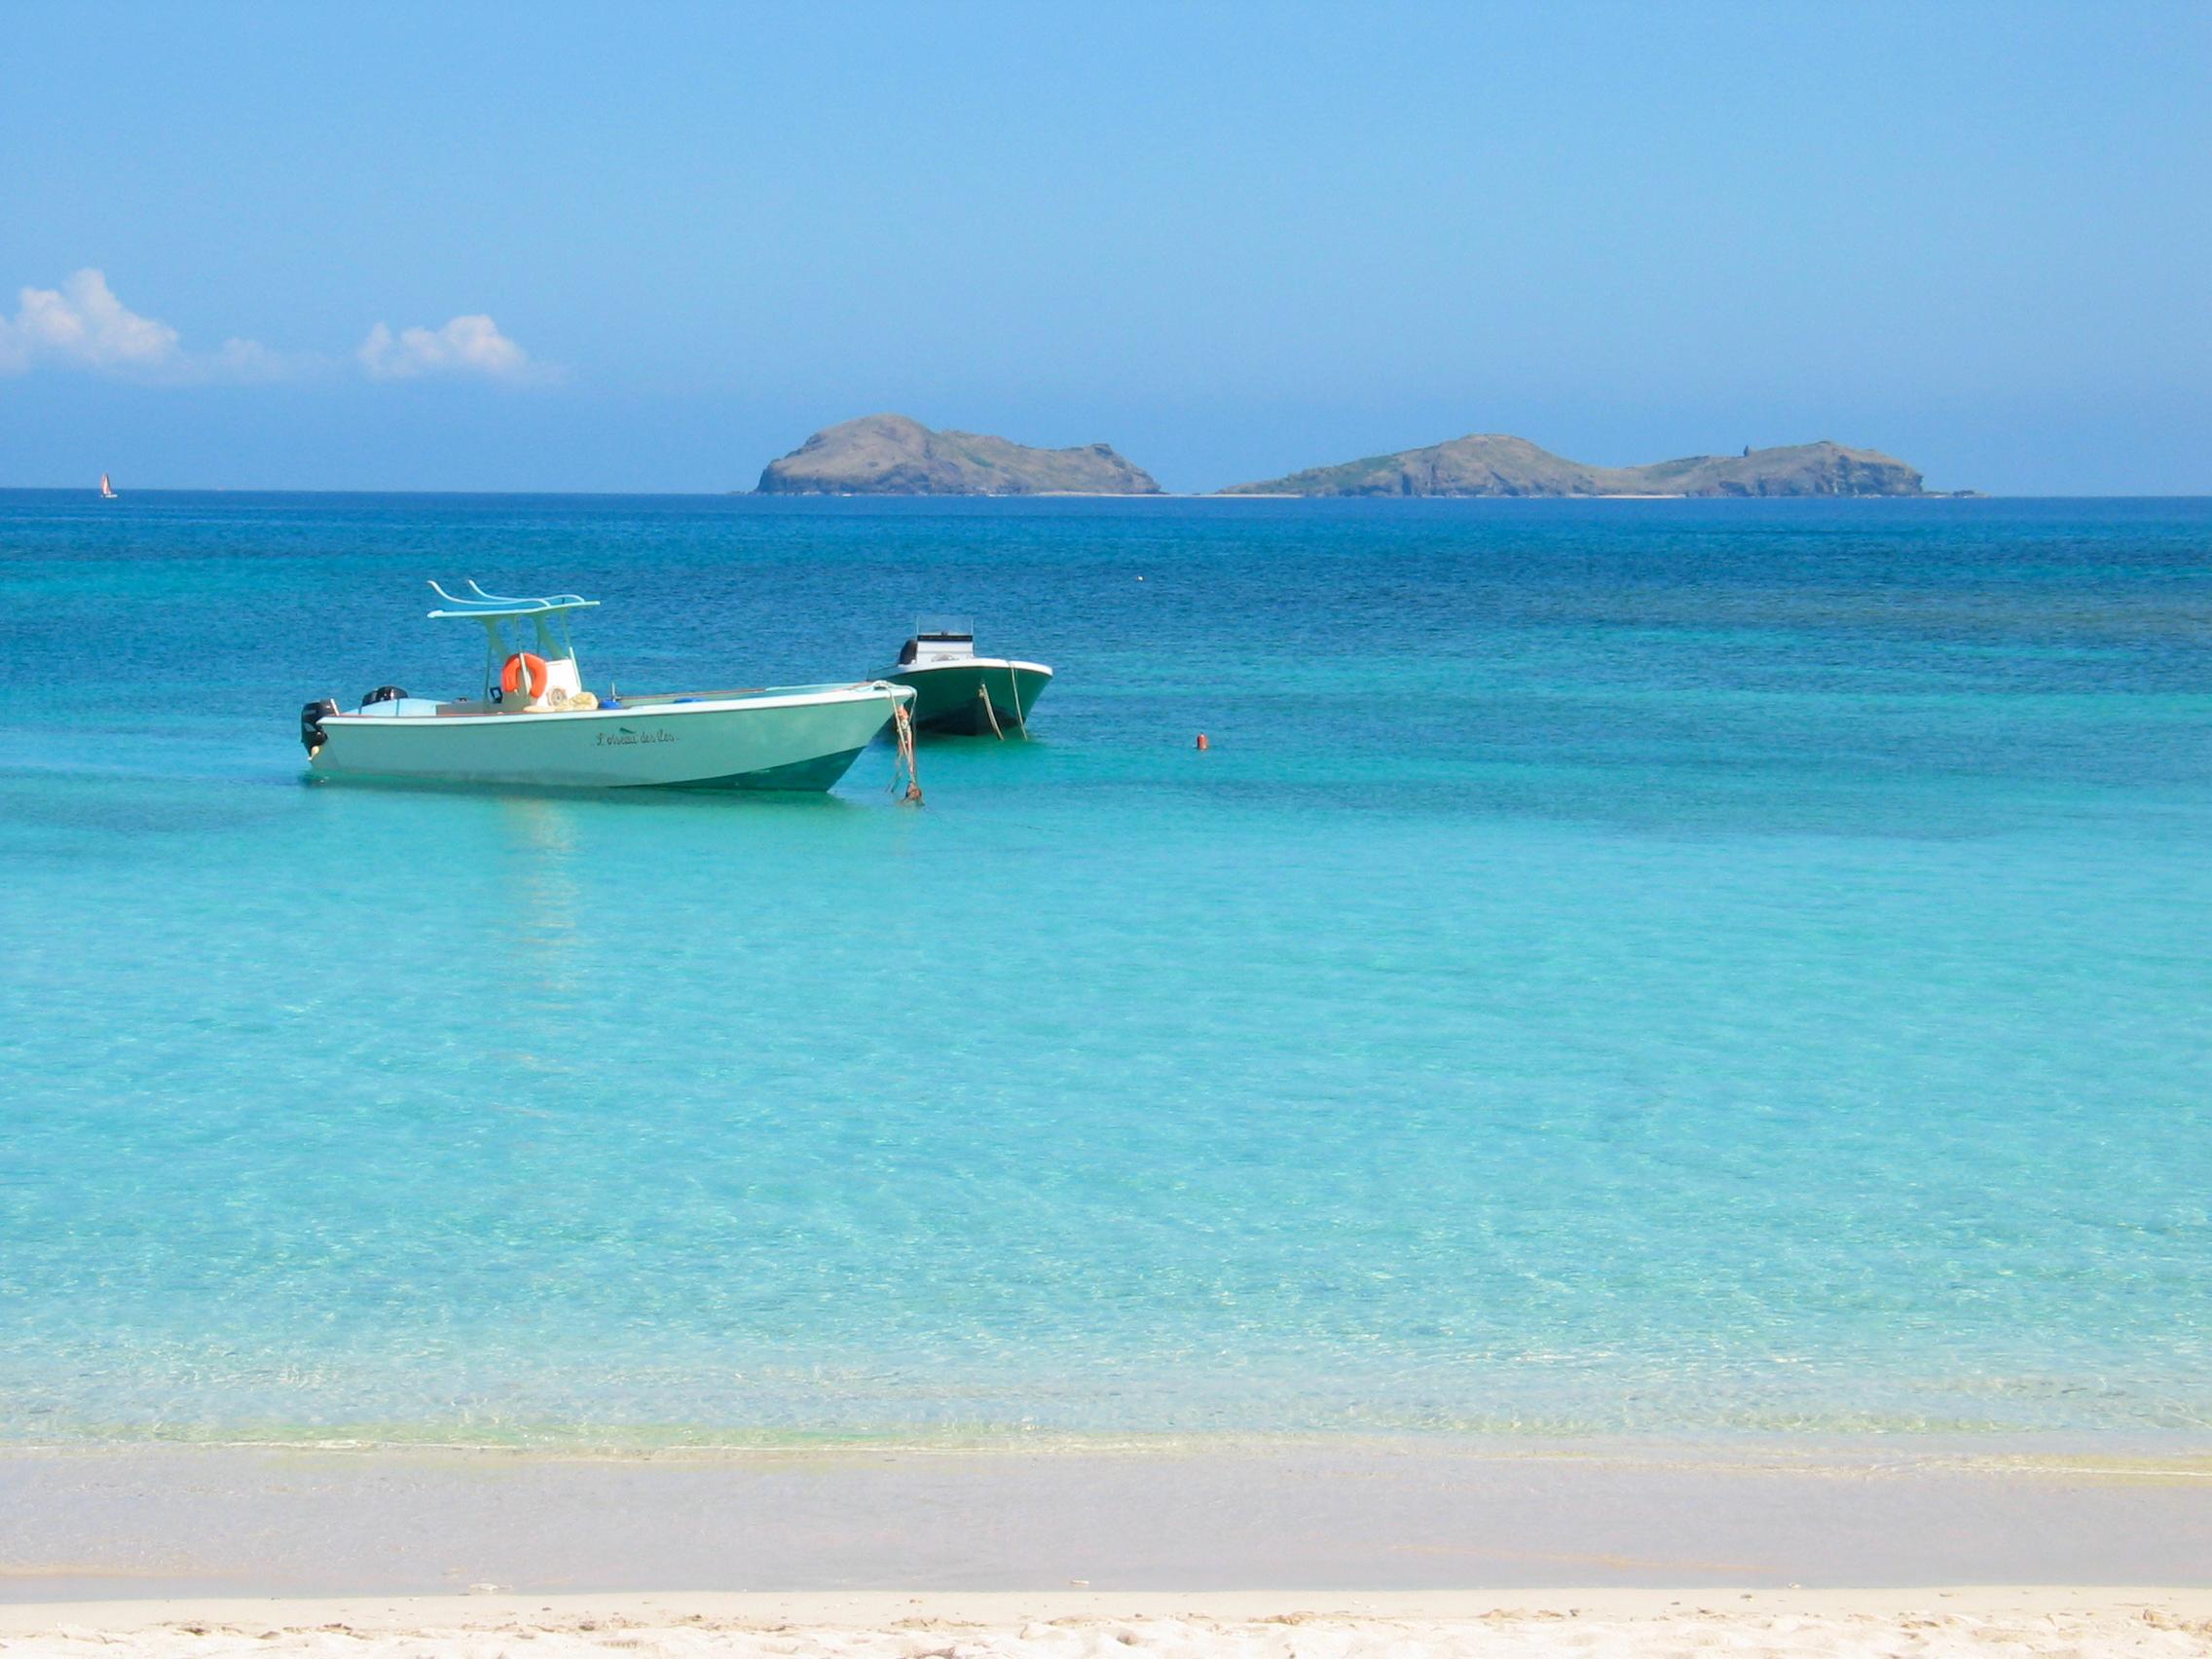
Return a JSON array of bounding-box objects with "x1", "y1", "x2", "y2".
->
[
  {"x1": 882, "y1": 619, "x2": 1052, "y2": 736},
  {"x1": 301, "y1": 583, "x2": 913, "y2": 791}
]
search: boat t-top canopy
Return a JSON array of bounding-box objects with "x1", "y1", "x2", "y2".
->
[
  {"x1": 425, "y1": 581, "x2": 598, "y2": 703},
  {"x1": 426, "y1": 579, "x2": 599, "y2": 620}
]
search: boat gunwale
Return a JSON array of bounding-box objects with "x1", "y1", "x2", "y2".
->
[
  {"x1": 885, "y1": 658, "x2": 1053, "y2": 678},
  {"x1": 318, "y1": 682, "x2": 910, "y2": 728}
]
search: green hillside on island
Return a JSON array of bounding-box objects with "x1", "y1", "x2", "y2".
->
[
  {"x1": 1221, "y1": 435, "x2": 1932, "y2": 497},
  {"x1": 756, "y1": 414, "x2": 1161, "y2": 496}
]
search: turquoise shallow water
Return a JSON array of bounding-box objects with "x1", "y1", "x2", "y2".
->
[{"x1": 1, "y1": 492, "x2": 2208, "y2": 1446}]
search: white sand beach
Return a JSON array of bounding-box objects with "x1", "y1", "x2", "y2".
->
[{"x1": 3, "y1": 1590, "x2": 2211, "y2": 1657}]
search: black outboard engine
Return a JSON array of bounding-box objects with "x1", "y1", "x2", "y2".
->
[
  {"x1": 361, "y1": 685, "x2": 409, "y2": 707},
  {"x1": 300, "y1": 697, "x2": 339, "y2": 756}
]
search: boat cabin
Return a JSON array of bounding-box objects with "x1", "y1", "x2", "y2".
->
[{"x1": 896, "y1": 617, "x2": 977, "y2": 668}]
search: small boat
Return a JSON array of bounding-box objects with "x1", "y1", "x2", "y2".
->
[
  {"x1": 300, "y1": 582, "x2": 915, "y2": 791},
  {"x1": 98, "y1": 473, "x2": 117, "y2": 499},
  {"x1": 882, "y1": 619, "x2": 1052, "y2": 736}
]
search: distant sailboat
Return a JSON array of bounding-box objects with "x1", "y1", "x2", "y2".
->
[{"x1": 98, "y1": 473, "x2": 118, "y2": 499}]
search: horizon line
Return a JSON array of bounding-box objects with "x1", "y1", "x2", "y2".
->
[{"x1": 6, "y1": 484, "x2": 2209, "y2": 501}]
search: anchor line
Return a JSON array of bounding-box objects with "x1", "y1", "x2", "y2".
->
[{"x1": 888, "y1": 692, "x2": 924, "y2": 805}]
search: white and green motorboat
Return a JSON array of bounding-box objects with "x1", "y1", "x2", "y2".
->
[
  {"x1": 299, "y1": 582, "x2": 913, "y2": 791},
  {"x1": 882, "y1": 619, "x2": 1053, "y2": 736}
]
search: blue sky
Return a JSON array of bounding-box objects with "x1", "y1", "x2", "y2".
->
[{"x1": 2, "y1": 1, "x2": 2205, "y2": 493}]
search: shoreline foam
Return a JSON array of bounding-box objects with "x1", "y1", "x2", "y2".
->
[{"x1": 8, "y1": 1426, "x2": 2212, "y2": 1467}]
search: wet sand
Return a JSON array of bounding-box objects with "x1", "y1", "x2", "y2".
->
[{"x1": 3, "y1": 1439, "x2": 2208, "y2": 1602}]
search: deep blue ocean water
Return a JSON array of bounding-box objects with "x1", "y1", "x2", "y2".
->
[{"x1": 1, "y1": 491, "x2": 2207, "y2": 1447}]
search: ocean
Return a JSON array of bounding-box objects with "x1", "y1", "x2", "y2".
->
[{"x1": 1, "y1": 492, "x2": 2206, "y2": 1448}]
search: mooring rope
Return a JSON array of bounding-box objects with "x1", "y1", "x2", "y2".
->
[
  {"x1": 889, "y1": 695, "x2": 924, "y2": 804},
  {"x1": 1007, "y1": 666, "x2": 1029, "y2": 738},
  {"x1": 978, "y1": 682, "x2": 1005, "y2": 741}
]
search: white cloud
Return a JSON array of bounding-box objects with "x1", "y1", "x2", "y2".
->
[
  {"x1": 207, "y1": 336, "x2": 301, "y2": 383},
  {"x1": 356, "y1": 314, "x2": 544, "y2": 382},
  {"x1": 0, "y1": 272, "x2": 547, "y2": 387},
  {"x1": 0, "y1": 269, "x2": 181, "y2": 375},
  {"x1": 0, "y1": 268, "x2": 301, "y2": 383}
]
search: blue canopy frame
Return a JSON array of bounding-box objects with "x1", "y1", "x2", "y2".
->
[
  {"x1": 426, "y1": 579, "x2": 598, "y2": 620},
  {"x1": 426, "y1": 581, "x2": 599, "y2": 702}
]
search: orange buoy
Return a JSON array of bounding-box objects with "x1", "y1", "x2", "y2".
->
[
  {"x1": 500, "y1": 651, "x2": 550, "y2": 702},
  {"x1": 1196, "y1": 732, "x2": 1209, "y2": 751}
]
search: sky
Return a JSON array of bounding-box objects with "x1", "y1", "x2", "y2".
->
[{"x1": 1, "y1": 1, "x2": 2206, "y2": 494}]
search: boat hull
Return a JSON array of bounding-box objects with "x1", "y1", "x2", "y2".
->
[
  {"x1": 309, "y1": 684, "x2": 905, "y2": 791},
  {"x1": 887, "y1": 660, "x2": 1052, "y2": 735}
]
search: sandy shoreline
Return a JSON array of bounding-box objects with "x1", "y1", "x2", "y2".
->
[
  {"x1": 5, "y1": 1439, "x2": 2209, "y2": 1604},
  {"x1": 3, "y1": 1590, "x2": 2210, "y2": 1656},
  {"x1": 5, "y1": 1443, "x2": 2210, "y2": 1652}
]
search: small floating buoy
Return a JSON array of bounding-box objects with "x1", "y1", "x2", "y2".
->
[
  {"x1": 1135, "y1": 574, "x2": 1145, "y2": 581},
  {"x1": 1196, "y1": 732, "x2": 1209, "y2": 751}
]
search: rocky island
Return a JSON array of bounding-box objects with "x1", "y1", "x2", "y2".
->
[
  {"x1": 756, "y1": 414, "x2": 1161, "y2": 496},
  {"x1": 1220, "y1": 435, "x2": 1931, "y2": 498}
]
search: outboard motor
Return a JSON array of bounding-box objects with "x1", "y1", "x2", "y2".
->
[
  {"x1": 361, "y1": 684, "x2": 410, "y2": 707},
  {"x1": 300, "y1": 697, "x2": 339, "y2": 756}
]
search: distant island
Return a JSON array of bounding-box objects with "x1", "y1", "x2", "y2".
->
[
  {"x1": 756, "y1": 414, "x2": 1161, "y2": 496},
  {"x1": 1220, "y1": 435, "x2": 1935, "y2": 498},
  {"x1": 750, "y1": 418, "x2": 1957, "y2": 498}
]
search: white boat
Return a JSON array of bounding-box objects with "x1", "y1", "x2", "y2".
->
[
  {"x1": 882, "y1": 618, "x2": 1052, "y2": 736},
  {"x1": 98, "y1": 472, "x2": 117, "y2": 499},
  {"x1": 301, "y1": 582, "x2": 915, "y2": 791}
]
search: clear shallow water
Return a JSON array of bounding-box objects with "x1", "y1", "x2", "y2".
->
[{"x1": 1, "y1": 492, "x2": 2208, "y2": 1446}]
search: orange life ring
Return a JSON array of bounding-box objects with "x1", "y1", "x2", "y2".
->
[{"x1": 500, "y1": 651, "x2": 549, "y2": 701}]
